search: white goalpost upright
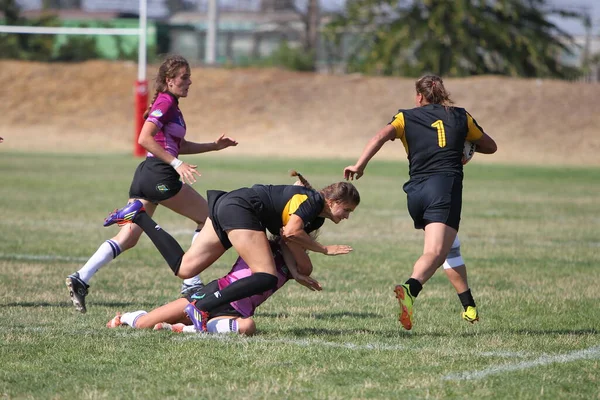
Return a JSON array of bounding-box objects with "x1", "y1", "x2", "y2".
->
[{"x1": 0, "y1": 0, "x2": 149, "y2": 156}]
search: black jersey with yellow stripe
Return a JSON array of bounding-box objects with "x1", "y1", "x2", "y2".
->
[
  {"x1": 389, "y1": 104, "x2": 485, "y2": 178},
  {"x1": 251, "y1": 184, "x2": 325, "y2": 236}
]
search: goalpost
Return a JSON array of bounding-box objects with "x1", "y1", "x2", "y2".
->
[{"x1": 0, "y1": 0, "x2": 149, "y2": 157}]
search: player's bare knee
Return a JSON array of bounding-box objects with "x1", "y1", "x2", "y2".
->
[
  {"x1": 237, "y1": 318, "x2": 256, "y2": 336},
  {"x1": 177, "y1": 269, "x2": 195, "y2": 279},
  {"x1": 425, "y1": 251, "x2": 448, "y2": 268}
]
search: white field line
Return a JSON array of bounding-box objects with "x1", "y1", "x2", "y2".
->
[
  {"x1": 0, "y1": 229, "x2": 197, "y2": 264},
  {"x1": 0, "y1": 253, "x2": 89, "y2": 263},
  {"x1": 444, "y1": 346, "x2": 600, "y2": 381}
]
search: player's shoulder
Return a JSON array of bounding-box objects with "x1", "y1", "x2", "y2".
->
[
  {"x1": 393, "y1": 108, "x2": 410, "y2": 116},
  {"x1": 289, "y1": 184, "x2": 322, "y2": 202},
  {"x1": 154, "y1": 92, "x2": 178, "y2": 109},
  {"x1": 287, "y1": 184, "x2": 316, "y2": 196}
]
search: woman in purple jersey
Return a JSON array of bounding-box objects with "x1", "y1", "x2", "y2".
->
[
  {"x1": 106, "y1": 238, "x2": 321, "y2": 335},
  {"x1": 66, "y1": 55, "x2": 238, "y2": 313}
]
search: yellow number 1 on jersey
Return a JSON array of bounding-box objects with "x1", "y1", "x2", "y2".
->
[{"x1": 431, "y1": 120, "x2": 446, "y2": 147}]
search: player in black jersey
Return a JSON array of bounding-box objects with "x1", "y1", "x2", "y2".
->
[
  {"x1": 344, "y1": 74, "x2": 496, "y2": 330},
  {"x1": 105, "y1": 170, "x2": 360, "y2": 331}
]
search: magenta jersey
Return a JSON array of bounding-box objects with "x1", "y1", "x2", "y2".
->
[
  {"x1": 145, "y1": 92, "x2": 186, "y2": 158},
  {"x1": 217, "y1": 243, "x2": 291, "y2": 318}
]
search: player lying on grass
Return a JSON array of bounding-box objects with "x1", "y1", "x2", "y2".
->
[
  {"x1": 103, "y1": 170, "x2": 359, "y2": 332},
  {"x1": 106, "y1": 238, "x2": 320, "y2": 335}
]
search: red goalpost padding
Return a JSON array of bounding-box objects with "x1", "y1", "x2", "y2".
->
[{"x1": 134, "y1": 80, "x2": 149, "y2": 157}]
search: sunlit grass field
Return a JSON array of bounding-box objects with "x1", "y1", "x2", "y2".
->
[{"x1": 1, "y1": 152, "x2": 599, "y2": 399}]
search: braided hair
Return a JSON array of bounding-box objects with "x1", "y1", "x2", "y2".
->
[
  {"x1": 290, "y1": 170, "x2": 360, "y2": 206},
  {"x1": 290, "y1": 169, "x2": 314, "y2": 190}
]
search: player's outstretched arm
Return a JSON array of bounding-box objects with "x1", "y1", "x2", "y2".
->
[{"x1": 344, "y1": 124, "x2": 396, "y2": 180}]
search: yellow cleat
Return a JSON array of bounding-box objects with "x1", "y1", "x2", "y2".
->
[
  {"x1": 394, "y1": 284, "x2": 414, "y2": 330},
  {"x1": 462, "y1": 306, "x2": 479, "y2": 323}
]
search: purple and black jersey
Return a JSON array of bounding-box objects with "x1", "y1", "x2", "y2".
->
[
  {"x1": 145, "y1": 92, "x2": 186, "y2": 158},
  {"x1": 217, "y1": 242, "x2": 291, "y2": 318}
]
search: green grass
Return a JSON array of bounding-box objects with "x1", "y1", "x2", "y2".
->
[{"x1": 1, "y1": 152, "x2": 599, "y2": 399}]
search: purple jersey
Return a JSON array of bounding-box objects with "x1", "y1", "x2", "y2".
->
[
  {"x1": 145, "y1": 92, "x2": 186, "y2": 158},
  {"x1": 217, "y1": 243, "x2": 291, "y2": 318}
]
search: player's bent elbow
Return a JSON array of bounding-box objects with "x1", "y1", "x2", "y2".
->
[
  {"x1": 296, "y1": 261, "x2": 313, "y2": 276},
  {"x1": 281, "y1": 228, "x2": 300, "y2": 242},
  {"x1": 474, "y1": 134, "x2": 497, "y2": 154},
  {"x1": 483, "y1": 139, "x2": 498, "y2": 154},
  {"x1": 483, "y1": 142, "x2": 497, "y2": 154}
]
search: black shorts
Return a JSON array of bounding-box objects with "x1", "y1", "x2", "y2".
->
[
  {"x1": 128, "y1": 157, "x2": 183, "y2": 203},
  {"x1": 207, "y1": 188, "x2": 266, "y2": 249},
  {"x1": 403, "y1": 173, "x2": 462, "y2": 231},
  {"x1": 185, "y1": 280, "x2": 242, "y2": 319}
]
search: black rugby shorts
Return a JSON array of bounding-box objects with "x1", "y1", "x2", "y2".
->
[
  {"x1": 403, "y1": 173, "x2": 462, "y2": 231},
  {"x1": 128, "y1": 157, "x2": 183, "y2": 203},
  {"x1": 207, "y1": 188, "x2": 266, "y2": 249}
]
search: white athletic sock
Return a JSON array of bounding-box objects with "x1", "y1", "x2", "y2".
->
[
  {"x1": 120, "y1": 310, "x2": 147, "y2": 328},
  {"x1": 182, "y1": 275, "x2": 203, "y2": 287},
  {"x1": 181, "y1": 325, "x2": 197, "y2": 333},
  {"x1": 207, "y1": 318, "x2": 239, "y2": 334},
  {"x1": 77, "y1": 240, "x2": 122, "y2": 283}
]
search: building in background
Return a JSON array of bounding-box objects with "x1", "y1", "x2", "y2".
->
[
  {"x1": 9, "y1": 0, "x2": 600, "y2": 80},
  {"x1": 10, "y1": 0, "x2": 320, "y2": 65}
]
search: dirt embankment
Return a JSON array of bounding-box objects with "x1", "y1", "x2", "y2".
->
[{"x1": 2, "y1": 60, "x2": 599, "y2": 166}]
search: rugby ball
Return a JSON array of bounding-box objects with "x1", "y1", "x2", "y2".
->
[{"x1": 462, "y1": 141, "x2": 476, "y2": 165}]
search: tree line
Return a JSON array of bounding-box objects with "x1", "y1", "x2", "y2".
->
[{"x1": 1, "y1": 0, "x2": 593, "y2": 79}]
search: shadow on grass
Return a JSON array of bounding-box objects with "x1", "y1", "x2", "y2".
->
[
  {"x1": 511, "y1": 328, "x2": 598, "y2": 336},
  {"x1": 1, "y1": 301, "x2": 157, "y2": 308},
  {"x1": 279, "y1": 327, "x2": 414, "y2": 338},
  {"x1": 414, "y1": 328, "x2": 599, "y2": 338},
  {"x1": 258, "y1": 311, "x2": 380, "y2": 319}
]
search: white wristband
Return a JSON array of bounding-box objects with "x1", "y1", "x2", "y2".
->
[{"x1": 170, "y1": 158, "x2": 183, "y2": 169}]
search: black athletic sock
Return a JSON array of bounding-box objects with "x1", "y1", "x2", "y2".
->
[
  {"x1": 132, "y1": 212, "x2": 184, "y2": 275},
  {"x1": 458, "y1": 288, "x2": 476, "y2": 310},
  {"x1": 405, "y1": 278, "x2": 423, "y2": 298},
  {"x1": 194, "y1": 272, "x2": 278, "y2": 311}
]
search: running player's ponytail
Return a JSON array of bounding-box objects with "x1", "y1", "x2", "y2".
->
[
  {"x1": 290, "y1": 170, "x2": 313, "y2": 190},
  {"x1": 142, "y1": 54, "x2": 190, "y2": 120},
  {"x1": 415, "y1": 75, "x2": 454, "y2": 107}
]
